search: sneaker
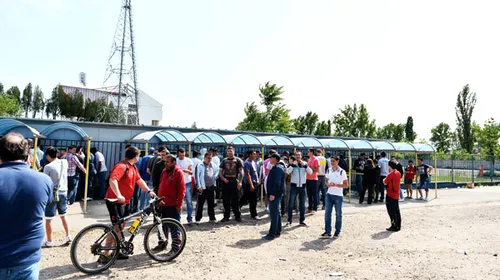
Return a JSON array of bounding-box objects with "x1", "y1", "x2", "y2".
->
[
  {"x1": 195, "y1": 221, "x2": 201, "y2": 225},
  {"x1": 299, "y1": 222, "x2": 308, "y2": 227},
  {"x1": 97, "y1": 254, "x2": 112, "y2": 264},
  {"x1": 275, "y1": 233, "x2": 281, "y2": 238},
  {"x1": 42, "y1": 241, "x2": 53, "y2": 248},
  {"x1": 306, "y1": 209, "x2": 312, "y2": 214},
  {"x1": 219, "y1": 217, "x2": 230, "y2": 223},
  {"x1": 423, "y1": 197, "x2": 429, "y2": 201},
  {"x1": 285, "y1": 222, "x2": 291, "y2": 227},
  {"x1": 251, "y1": 216, "x2": 260, "y2": 220},
  {"x1": 152, "y1": 241, "x2": 166, "y2": 252},
  {"x1": 398, "y1": 198, "x2": 405, "y2": 202},
  {"x1": 64, "y1": 236, "x2": 72, "y2": 245},
  {"x1": 262, "y1": 235, "x2": 275, "y2": 241},
  {"x1": 235, "y1": 217, "x2": 242, "y2": 222},
  {"x1": 209, "y1": 219, "x2": 217, "y2": 223},
  {"x1": 320, "y1": 232, "x2": 332, "y2": 239},
  {"x1": 333, "y1": 233, "x2": 339, "y2": 239}
]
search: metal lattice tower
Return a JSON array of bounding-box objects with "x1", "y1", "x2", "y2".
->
[{"x1": 103, "y1": 0, "x2": 139, "y2": 125}]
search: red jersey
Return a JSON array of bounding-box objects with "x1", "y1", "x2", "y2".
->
[
  {"x1": 405, "y1": 165, "x2": 416, "y2": 179},
  {"x1": 306, "y1": 156, "x2": 320, "y2": 181},
  {"x1": 158, "y1": 165, "x2": 186, "y2": 210},
  {"x1": 105, "y1": 161, "x2": 141, "y2": 204},
  {"x1": 384, "y1": 170, "x2": 401, "y2": 200}
]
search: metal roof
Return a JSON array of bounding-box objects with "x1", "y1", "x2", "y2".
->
[
  {"x1": 0, "y1": 118, "x2": 44, "y2": 137},
  {"x1": 290, "y1": 137, "x2": 323, "y2": 148},
  {"x1": 343, "y1": 139, "x2": 375, "y2": 150},
  {"x1": 130, "y1": 129, "x2": 188, "y2": 143},
  {"x1": 412, "y1": 143, "x2": 436, "y2": 153},
  {"x1": 183, "y1": 132, "x2": 227, "y2": 144},
  {"x1": 391, "y1": 142, "x2": 417, "y2": 152},
  {"x1": 319, "y1": 138, "x2": 350, "y2": 150},
  {"x1": 40, "y1": 122, "x2": 89, "y2": 139},
  {"x1": 223, "y1": 134, "x2": 262, "y2": 146},
  {"x1": 257, "y1": 135, "x2": 295, "y2": 147},
  {"x1": 369, "y1": 141, "x2": 396, "y2": 151}
]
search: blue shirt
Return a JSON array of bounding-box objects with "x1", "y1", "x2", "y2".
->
[
  {"x1": 0, "y1": 161, "x2": 53, "y2": 268},
  {"x1": 243, "y1": 159, "x2": 258, "y2": 183},
  {"x1": 139, "y1": 155, "x2": 154, "y2": 181}
]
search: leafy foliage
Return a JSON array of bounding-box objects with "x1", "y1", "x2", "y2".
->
[
  {"x1": 376, "y1": 123, "x2": 405, "y2": 141},
  {"x1": 6, "y1": 86, "x2": 21, "y2": 105},
  {"x1": 475, "y1": 118, "x2": 500, "y2": 156},
  {"x1": 455, "y1": 84, "x2": 476, "y2": 153},
  {"x1": 32, "y1": 86, "x2": 45, "y2": 118},
  {"x1": 21, "y1": 83, "x2": 33, "y2": 118},
  {"x1": 430, "y1": 122, "x2": 454, "y2": 153},
  {"x1": 332, "y1": 104, "x2": 376, "y2": 138},
  {"x1": 405, "y1": 116, "x2": 417, "y2": 141},
  {"x1": 0, "y1": 94, "x2": 22, "y2": 117}
]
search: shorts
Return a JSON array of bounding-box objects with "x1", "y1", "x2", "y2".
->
[
  {"x1": 404, "y1": 178, "x2": 413, "y2": 185},
  {"x1": 45, "y1": 193, "x2": 68, "y2": 219},
  {"x1": 105, "y1": 200, "x2": 131, "y2": 224},
  {"x1": 418, "y1": 179, "x2": 428, "y2": 190}
]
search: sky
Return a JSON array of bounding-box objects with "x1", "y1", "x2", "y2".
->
[{"x1": 1, "y1": 0, "x2": 499, "y2": 141}]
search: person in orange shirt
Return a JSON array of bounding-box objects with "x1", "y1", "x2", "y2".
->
[{"x1": 383, "y1": 161, "x2": 402, "y2": 231}]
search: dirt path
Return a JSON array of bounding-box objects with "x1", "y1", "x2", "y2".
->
[{"x1": 40, "y1": 187, "x2": 500, "y2": 280}]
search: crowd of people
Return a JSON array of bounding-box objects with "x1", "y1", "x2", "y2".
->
[{"x1": 0, "y1": 131, "x2": 437, "y2": 278}]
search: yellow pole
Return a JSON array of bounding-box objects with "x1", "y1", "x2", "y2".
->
[
  {"x1": 294, "y1": 147, "x2": 297, "y2": 153},
  {"x1": 188, "y1": 143, "x2": 192, "y2": 158},
  {"x1": 83, "y1": 138, "x2": 92, "y2": 213},
  {"x1": 434, "y1": 151, "x2": 438, "y2": 199},
  {"x1": 32, "y1": 135, "x2": 39, "y2": 170},
  {"x1": 145, "y1": 141, "x2": 149, "y2": 154},
  {"x1": 415, "y1": 153, "x2": 418, "y2": 199},
  {"x1": 261, "y1": 146, "x2": 265, "y2": 207},
  {"x1": 348, "y1": 149, "x2": 352, "y2": 203},
  {"x1": 322, "y1": 148, "x2": 325, "y2": 156}
]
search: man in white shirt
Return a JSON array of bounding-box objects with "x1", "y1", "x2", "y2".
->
[
  {"x1": 321, "y1": 156, "x2": 348, "y2": 239},
  {"x1": 376, "y1": 151, "x2": 390, "y2": 203},
  {"x1": 42, "y1": 146, "x2": 71, "y2": 247},
  {"x1": 177, "y1": 148, "x2": 194, "y2": 224}
]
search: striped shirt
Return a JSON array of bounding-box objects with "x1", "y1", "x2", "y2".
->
[{"x1": 62, "y1": 153, "x2": 86, "y2": 176}]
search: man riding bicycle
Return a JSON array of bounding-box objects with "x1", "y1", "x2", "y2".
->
[{"x1": 101, "y1": 146, "x2": 156, "y2": 263}]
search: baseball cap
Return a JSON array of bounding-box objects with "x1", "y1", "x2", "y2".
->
[{"x1": 148, "y1": 147, "x2": 155, "y2": 152}]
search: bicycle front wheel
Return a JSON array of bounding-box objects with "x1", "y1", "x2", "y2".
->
[
  {"x1": 70, "y1": 224, "x2": 120, "y2": 274},
  {"x1": 143, "y1": 218, "x2": 187, "y2": 262}
]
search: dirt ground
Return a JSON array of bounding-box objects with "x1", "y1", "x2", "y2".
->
[{"x1": 40, "y1": 187, "x2": 500, "y2": 280}]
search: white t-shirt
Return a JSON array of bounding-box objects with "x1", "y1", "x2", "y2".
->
[
  {"x1": 95, "y1": 151, "x2": 108, "y2": 172},
  {"x1": 379, "y1": 157, "x2": 389, "y2": 176},
  {"x1": 317, "y1": 156, "x2": 327, "y2": 176},
  {"x1": 44, "y1": 159, "x2": 69, "y2": 193},
  {"x1": 326, "y1": 166, "x2": 348, "y2": 197},
  {"x1": 177, "y1": 157, "x2": 193, "y2": 183}
]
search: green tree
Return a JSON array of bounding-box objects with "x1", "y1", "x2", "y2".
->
[
  {"x1": 21, "y1": 83, "x2": 33, "y2": 118},
  {"x1": 71, "y1": 90, "x2": 85, "y2": 120},
  {"x1": 191, "y1": 122, "x2": 197, "y2": 129},
  {"x1": 476, "y1": 118, "x2": 500, "y2": 157},
  {"x1": 377, "y1": 123, "x2": 405, "y2": 141},
  {"x1": 0, "y1": 82, "x2": 4, "y2": 94},
  {"x1": 45, "y1": 85, "x2": 64, "y2": 119},
  {"x1": 32, "y1": 86, "x2": 45, "y2": 118},
  {"x1": 332, "y1": 104, "x2": 377, "y2": 138},
  {"x1": 6, "y1": 86, "x2": 21, "y2": 105},
  {"x1": 455, "y1": 84, "x2": 477, "y2": 153},
  {"x1": 236, "y1": 82, "x2": 294, "y2": 133},
  {"x1": 293, "y1": 111, "x2": 319, "y2": 135},
  {"x1": 315, "y1": 120, "x2": 332, "y2": 136},
  {"x1": 430, "y1": 122, "x2": 454, "y2": 153},
  {"x1": 0, "y1": 94, "x2": 22, "y2": 116},
  {"x1": 405, "y1": 116, "x2": 417, "y2": 141}
]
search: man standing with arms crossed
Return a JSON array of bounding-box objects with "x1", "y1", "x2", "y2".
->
[
  {"x1": 0, "y1": 133, "x2": 53, "y2": 279},
  {"x1": 219, "y1": 145, "x2": 244, "y2": 222}
]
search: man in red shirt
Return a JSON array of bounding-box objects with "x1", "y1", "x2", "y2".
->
[
  {"x1": 383, "y1": 161, "x2": 402, "y2": 231},
  {"x1": 102, "y1": 146, "x2": 156, "y2": 262},
  {"x1": 306, "y1": 148, "x2": 320, "y2": 214},
  {"x1": 404, "y1": 160, "x2": 416, "y2": 199},
  {"x1": 156, "y1": 154, "x2": 186, "y2": 251}
]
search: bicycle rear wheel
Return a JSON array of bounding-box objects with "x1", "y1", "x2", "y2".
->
[
  {"x1": 143, "y1": 218, "x2": 187, "y2": 262},
  {"x1": 70, "y1": 224, "x2": 120, "y2": 274}
]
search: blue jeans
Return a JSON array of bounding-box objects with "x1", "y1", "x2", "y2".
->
[
  {"x1": 268, "y1": 196, "x2": 282, "y2": 237},
  {"x1": 139, "y1": 181, "x2": 153, "y2": 211},
  {"x1": 288, "y1": 184, "x2": 306, "y2": 224},
  {"x1": 159, "y1": 206, "x2": 181, "y2": 251},
  {"x1": 67, "y1": 175, "x2": 79, "y2": 205},
  {"x1": 355, "y1": 175, "x2": 363, "y2": 193},
  {"x1": 325, "y1": 194, "x2": 343, "y2": 235},
  {"x1": 0, "y1": 261, "x2": 40, "y2": 280},
  {"x1": 184, "y1": 182, "x2": 193, "y2": 222},
  {"x1": 98, "y1": 171, "x2": 108, "y2": 199},
  {"x1": 317, "y1": 176, "x2": 327, "y2": 207}
]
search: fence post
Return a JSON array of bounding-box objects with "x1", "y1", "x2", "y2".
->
[
  {"x1": 348, "y1": 149, "x2": 352, "y2": 203},
  {"x1": 471, "y1": 155, "x2": 475, "y2": 184},
  {"x1": 451, "y1": 154, "x2": 455, "y2": 183},
  {"x1": 490, "y1": 156, "x2": 495, "y2": 183}
]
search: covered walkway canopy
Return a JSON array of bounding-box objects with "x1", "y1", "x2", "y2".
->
[
  {"x1": 130, "y1": 129, "x2": 189, "y2": 144},
  {"x1": 223, "y1": 134, "x2": 262, "y2": 146},
  {"x1": 40, "y1": 122, "x2": 89, "y2": 140},
  {"x1": 183, "y1": 132, "x2": 226, "y2": 145},
  {"x1": 257, "y1": 135, "x2": 294, "y2": 147},
  {"x1": 0, "y1": 118, "x2": 44, "y2": 138},
  {"x1": 344, "y1": 139, "x2": 375, "y2": 150},
  {"x1": 290, "y1": 137, "x2": 323, "y2": 148},
  {"x1": 319, "y1": 138, "x2": 349, "y2": 150},
  {"x1": 369, "y1": 141, "x2": 396, "y2": 151}
]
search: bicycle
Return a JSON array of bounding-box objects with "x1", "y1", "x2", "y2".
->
[{"x1": 70, "y1": 196, "x2": 187, "y2": 275}]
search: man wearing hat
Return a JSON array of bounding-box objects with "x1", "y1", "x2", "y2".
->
[
  {"x1": 138, "y1": 147, "x2": 156, "y2": 211},
  {"x1": 263, "y1": 153, "x2": 286, "y2": 240}
]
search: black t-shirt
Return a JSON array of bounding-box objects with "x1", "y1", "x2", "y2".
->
[
  {"x1": 151, "y1": 158, "x2": 165, "y2": 190},
  {"x1": 418, "y1": 164, "x2": 430, "y2": 180},
  {"x1": 219, "y1": 157, "x2": 243, "y2": 178}
]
